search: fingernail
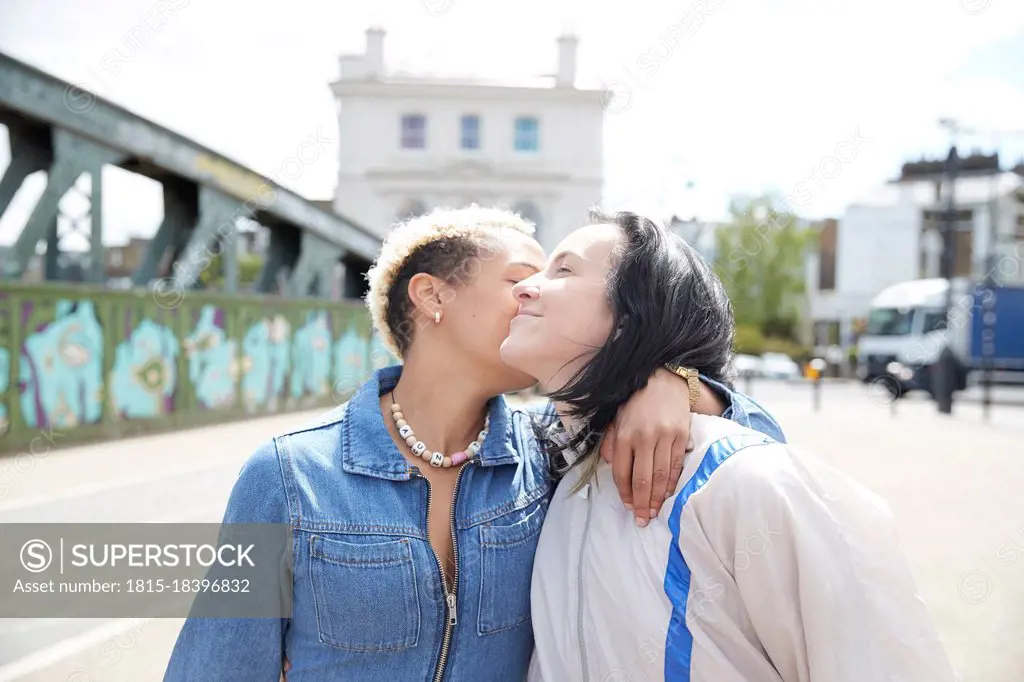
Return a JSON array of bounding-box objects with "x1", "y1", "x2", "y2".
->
[
  {"x1": 636, "y1": 517, "x2": 648, "y2": 528},
  {"x1": 649, "y1": 509, "x2": 658, "y2": 520},
  {"x1": 624, "y1": 503, "x2": 633, "y2": 511}
]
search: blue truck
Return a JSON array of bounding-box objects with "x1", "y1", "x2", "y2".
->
[{"x1": 857, "y1": 278, "x2": 1024, "y2": 396}]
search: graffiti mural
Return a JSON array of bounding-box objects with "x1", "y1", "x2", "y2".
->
[
  {"x1": 110, "y1": 319, "x2": 179, "y2": 419},
  {"x1": 19, "y1": 300, "x2": 104, "y2": 430},
  {"x1": 0, "y1": 287, "x2": 376, "y2": 453},
  {"x1": 241, "y1": 315, "x2": 291, "y2": 412},
  {"x1": 290, "y1": 311, "x2": 332, "y2": 400},
  {"x1": 185, "y1": 305, "x2": 239, "y2": 409},
  {"x1": 332, "y1": 327, "x2": 369, "y2": 399},
  {"x1": 0, "y1": 348, "x2": 9, "y2": 435},
  {"x1": 370, "y1": 332, "x2": 400, "y2": 370}
]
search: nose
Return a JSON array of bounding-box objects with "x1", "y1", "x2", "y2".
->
[{"x1": 512, "y1": 277, "x2": 540, "y2": 302}]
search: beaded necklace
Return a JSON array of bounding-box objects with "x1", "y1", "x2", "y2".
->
[{"x1": 389, "y1": 393, "x2": 490, "y2": 468}]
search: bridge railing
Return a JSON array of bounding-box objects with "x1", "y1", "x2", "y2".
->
[{"x1": 0, "y1": 282, "x2": 398, "y2": 455}]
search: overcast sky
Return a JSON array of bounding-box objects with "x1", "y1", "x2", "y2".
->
[{"x1": 1, "y1": 0, "x2": 1024, "y2": 248}]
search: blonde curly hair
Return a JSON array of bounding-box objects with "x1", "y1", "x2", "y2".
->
[{"x1": 365, "y1": 204, "x2": 536, "y2": 358}]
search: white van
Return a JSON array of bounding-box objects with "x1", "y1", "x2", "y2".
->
[{"x1": 856, "y1": 278, "x2": 971, "y2": 395}]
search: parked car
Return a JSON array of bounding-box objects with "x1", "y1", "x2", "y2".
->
[
  {"x1": 760, "y1": 352, "x2": 802, "y2": 380},
  {"x1": 731, "y1": 354, "x2": 763, "y2": 378}
]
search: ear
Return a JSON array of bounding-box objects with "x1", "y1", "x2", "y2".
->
[{"x1": 406, "y1": 273, "x2": 445, "y2": 324}]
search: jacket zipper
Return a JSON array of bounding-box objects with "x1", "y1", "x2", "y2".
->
[
  {"x1": 577, "y1": 482, "x2": 595, "y2": 682},
  {"x1": 421, "y1": 462, "x2": 471, "y2": 682}
]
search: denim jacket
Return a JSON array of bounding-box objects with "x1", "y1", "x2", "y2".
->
[{"x1": 164, "y1": 366, "x2": 785, "y2": 682}]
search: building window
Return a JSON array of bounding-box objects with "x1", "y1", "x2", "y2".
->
[
  {"x1": 461, "y1": 115, "x2": 480, "y2": 150},
  {"x1": 397, "y1": 199, "x2": 428, "y2": 221},
  {"x1": 514, "y1": 117, "x2": 539, "y2": 152},
  {"x1": 817, "y1": 219, "x2": 837, "y2": 291},
  {"x1": 512, "y1": 201, "x2": 542, "y2": 239},
  {"x1": 954, "y1": 230, "x2": 973, "y2": 277},
  {"x1": 401, "y1": 115, "x2": 426, "y2": 149}
]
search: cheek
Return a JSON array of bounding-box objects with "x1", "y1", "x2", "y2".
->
[
  {"x1": 575, "y1": 307, "x2": 614, "y2": 347},
  {"x1": 452, "y1": 287, "x2": 518, "y2": 335}
]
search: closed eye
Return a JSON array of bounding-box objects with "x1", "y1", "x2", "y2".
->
[{"x1": 556, "y1": 264, "x2": 572, "y2": 274}]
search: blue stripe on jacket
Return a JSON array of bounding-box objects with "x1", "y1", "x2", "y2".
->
[{"x1": 663, "y1": 433, "x2": 776, "y2": 680}]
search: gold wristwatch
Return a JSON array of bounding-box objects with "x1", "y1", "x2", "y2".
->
[{"x1": 664, "y1": 364, "x2": 700, "y2": 408}]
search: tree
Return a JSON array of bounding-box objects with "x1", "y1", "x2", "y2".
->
[
  {"x1": 198, "y1": 253, "x2": 265, "y2": 290},
  {"x1": 714, "y1": 195, "x2": 811, "y2": 343}
]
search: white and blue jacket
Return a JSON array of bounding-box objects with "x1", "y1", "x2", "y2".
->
[{"x1": 528, "y1": 415, "x2": 958, "y2": 682}]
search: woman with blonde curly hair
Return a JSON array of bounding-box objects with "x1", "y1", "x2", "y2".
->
[{"x1": 164, "y1": 205, "x2": 781, "y2": 682}]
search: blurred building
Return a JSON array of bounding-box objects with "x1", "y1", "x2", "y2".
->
[
  {"x1": 667, "y1": 216, "x2": 724, "y2": 263},
  {"x1": 105, "y1": 237, "x2": 150, "y2": 278},
  {"x1": 327, "y1": 28, "x2": 605, "y2": 249},
  {"x1": 808, "y1": 152, "x2": 1024, "y2": 351}
]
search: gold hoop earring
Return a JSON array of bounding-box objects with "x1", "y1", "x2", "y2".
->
[{"x1": 434, "y1": 310, "x2": 442, "y2": 324}]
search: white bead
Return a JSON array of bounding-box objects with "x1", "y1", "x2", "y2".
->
[
  {"x1": 430, "y1": 452, "x2": 444, "y2": 468},
  {"x1": 467, "y1": 442, "x2": 480, "y2": 456},
  {"x1": 399, "y1": 425, "x2": 414, "y2": 439},
  {"x1": 405, "y1": 435, "x2": 416, "y2": 446},
  {"x1": 393, "y1": 412, "x2": 404, "y2": 421},
  {"x1": 411, "y1": 441, "x2": 426, "y2": 455},
  {"x1": 478, "y1": 430, "x2": 487, "y2": 442},
  {"x1": 391, "y1": 404, "x2": 401, "y2": 413},
  {"x1": 396, "y1": 419, "x2": 408, "y2": 428}
]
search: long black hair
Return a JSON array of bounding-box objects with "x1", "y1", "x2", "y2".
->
[{"x1": 543, "y1": 209, "x2": 735, "y2": 469}]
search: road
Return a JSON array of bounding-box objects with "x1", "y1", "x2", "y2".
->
[{"x1": 0, "y1": 380, "x2": 1022, "y2": 681}]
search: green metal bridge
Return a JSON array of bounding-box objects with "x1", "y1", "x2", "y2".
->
[{"x1": 0, "y1": 52, "x2": 393, "y2": 454}]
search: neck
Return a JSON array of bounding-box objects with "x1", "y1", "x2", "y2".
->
[
  {"x1": 387, "y1": 345, "x2": 495, "y2": 455},
  {"x1": 543, "y1": 369, "x2": 588, "y2": 437}
]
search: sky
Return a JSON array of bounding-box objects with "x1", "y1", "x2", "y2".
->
[{"x1": 1, "y1": 0, "x2": 1024, "y2": 248}]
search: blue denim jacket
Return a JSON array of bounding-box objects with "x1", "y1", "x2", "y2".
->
[{"x1": 164, "y1": 367, "x2": 784, "y2": 682}]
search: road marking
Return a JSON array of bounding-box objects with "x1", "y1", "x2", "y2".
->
[
  {"x1": 0, "y1": 617, "x2": 153, "y2": 682},
  {"x1": 0, "y1": 460, "x2": 243, "y2": 513},
  {"x1": 0, "y1": 507, "x2": 220, "y2": 679}
]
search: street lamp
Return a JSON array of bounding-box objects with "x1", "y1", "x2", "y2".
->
[
  {"x1": 933, "y1": 142, "x2": 958, "y2": 415},
  {"x1": 932, "y1": 119, "x2": 1024, "y2": 415}
]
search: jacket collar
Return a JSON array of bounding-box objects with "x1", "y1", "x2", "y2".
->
[{"x1": 341, "y1": 365, "x2": 520, "y2": 481}]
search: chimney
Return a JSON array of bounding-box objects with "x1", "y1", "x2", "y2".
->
[
  {"x1": 555, "y1": 34, "x2": 578, "y2": 87},
  {"x1": 365, "y1": 27, "x2": 386, "y2": 78}
]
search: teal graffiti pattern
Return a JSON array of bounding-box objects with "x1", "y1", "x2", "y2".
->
[
  {"x1": 370, "y1": 333, "x2": 400, "y2": 369},
  {"x1": 241, "y1": 315, "x2": 291, "y2": 411},
  {"x1": 111, "y1": 319, "x2": 179, "y2": 419},
  {"x1": 0, "y1": 348, "x2": 9, "y2": 434},
  {"x1": 20, "y1": 300, "x2": 104, "y2": 430},
  {"x1": 332, "y1": 327, "x2": 369, "y2": 398},
  {"x1": 2, "y1": 295, "x2": 379, "y2": 443},
  {"x1": 185, "y1": 305, "x2": 239, "y2": 409},
  {"x1": 290, "y1": 311, "x2": 332, "y2": 399}
]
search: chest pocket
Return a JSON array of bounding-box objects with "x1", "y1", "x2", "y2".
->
[
  {"x1": 477, "y1": 499, "x2": 547, "y2": 635},
  {"x1": 309, "y1": 535, "x2": 420, "y2": 652}
]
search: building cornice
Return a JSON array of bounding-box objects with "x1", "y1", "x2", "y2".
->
[
  {"x1": 333, "y1": 157, "x2": 599, "y2": 185},
  {"x1": 346, "y1": 169, "x2": 602, "y2": 186},
  {"x1": 330, "y1": 78, "x2": 606, "y2": 106}
]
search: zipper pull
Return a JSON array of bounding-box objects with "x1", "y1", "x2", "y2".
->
[{"x1": 447, "y1": 592, "x2": 458, "y2": 626}]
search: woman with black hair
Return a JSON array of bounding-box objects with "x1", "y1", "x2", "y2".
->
[{"x1": 500, "y1": 211, "x2": 957, "y2": 682}]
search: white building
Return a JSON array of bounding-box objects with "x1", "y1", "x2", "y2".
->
[
  {"x1": 328, "y1": 28, "x2": 605, "y2": 250},
  {"x1": 667, "y1": 216, "x2": 723, "y2": 264},
  {"x1": 808, "y1": 156, "x2": 1024, "y2": 350}
]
